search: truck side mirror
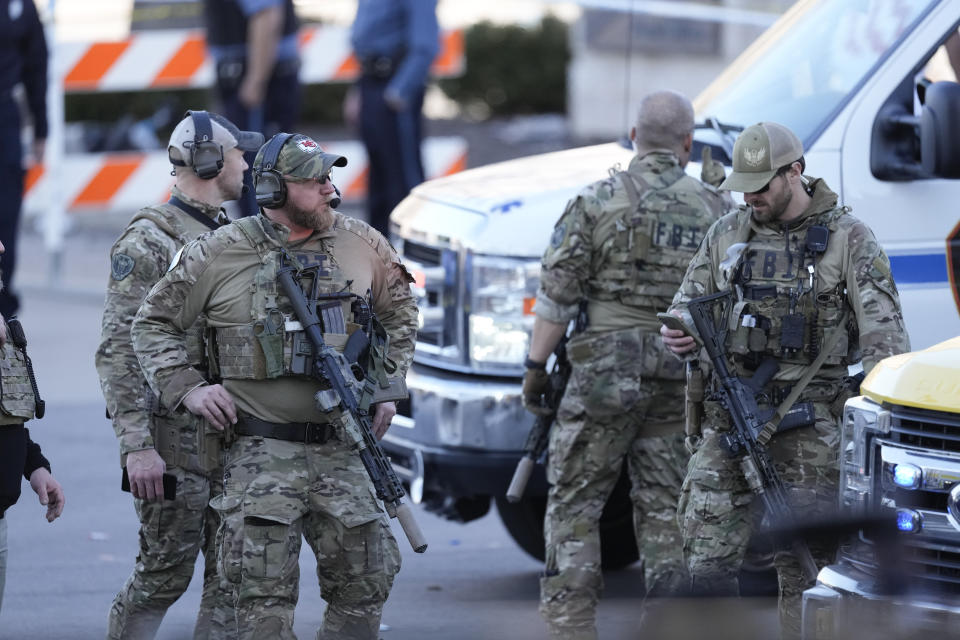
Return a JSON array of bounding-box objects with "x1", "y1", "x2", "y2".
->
[{"x1": 920, "y1": 81, "x2": 960, "y2": 178}]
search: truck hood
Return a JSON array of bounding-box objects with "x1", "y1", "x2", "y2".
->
[
  {"x1": 391, "y1": 142, "x2": 635, "y2": 256},
  {"x1": 861, "y1": 337, "x2": 960, "y2": 413}
]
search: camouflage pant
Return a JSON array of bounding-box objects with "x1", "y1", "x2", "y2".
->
[
  {"x1": 107, "y1": 466, "x2": 232, "y2": 640},
  {"x1": 540, "y1": 373, "x2": 689, "y2": 640},
  {"x1": 214, "y1": 434, "x2": 400, "y2": 640},
  {"x1": 678, "y1": 400, "x2": 841, "y2": 640}
]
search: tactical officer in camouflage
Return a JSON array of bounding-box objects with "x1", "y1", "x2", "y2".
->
[
  {"x1": 96, "y1": 110, "x2": 263, "y2": 639},
  {"x1": 522, "y1": 90, "x2": 730, "y2": 640},
  {"x1": 662, "y1": 122, "x2": 911, "y2": 639},
  {"x1": 130, "y1": 132, "x2": 417, "y2": 640}
]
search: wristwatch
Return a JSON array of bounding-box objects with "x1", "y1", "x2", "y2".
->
[{"x1": 524, "y1": 357, "x2": 546, "y2": 370}]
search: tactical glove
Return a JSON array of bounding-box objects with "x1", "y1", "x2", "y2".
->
[
  {"x1": 700, "y1": 146, "x2": 727, "y2": 188},
  {"x1": 522, "y1": 367, "x2": 552, "y2": 416}
]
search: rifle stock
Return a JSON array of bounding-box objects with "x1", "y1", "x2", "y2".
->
[
  {"x1": 687, "y1": 291, "x2": 818, "y2": 582},
  {"x1": 506, "y1": 303, "x2": 586, "y2": 503},
  {"x1": 277, "y1": 257, "x2": 427, "y2": 553}
]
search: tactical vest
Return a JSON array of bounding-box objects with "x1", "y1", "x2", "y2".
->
[
  {"x1": 204, "y1": 0, "x2": 298, "y2": 49},
  {"x1": 211, "y1": 217, "x2": 362, "y2": 382},
  {"x1": 0, "y1": 340, "x2": 37, "y2": 420},
  {"x1": 723, "y1": 207, "x2": 852, "y2": 371},
  {"x1": 592, "y1": 166, "x2": 717, "y2": 311}
]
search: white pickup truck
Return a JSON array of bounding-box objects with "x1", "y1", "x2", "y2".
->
[{"x1": 383, "y1": 0, "x2": 960, "y2": 576}]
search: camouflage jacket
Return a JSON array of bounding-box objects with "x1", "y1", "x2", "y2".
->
[
  {"x1": 94, "y1": 187, "x2": 224, "y2": 464},
  {"x1": 536, "y1": 150, "x2": 729, "y2": 333},
  {"x1": 669, "y1": 178, "x2": 910, "y2": 382},
  {"x1": 130, "y1": 212, "x2": 417, "y2": 425}
]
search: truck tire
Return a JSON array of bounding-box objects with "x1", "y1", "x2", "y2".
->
[{"x1": 494, "y1": 469, "x2": 639, "y2": 570}]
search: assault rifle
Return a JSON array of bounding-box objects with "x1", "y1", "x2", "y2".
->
[
  {"x1": 277, "y1": 255, "x2": 427, "y2": 553},
  {"x1": 505, "y1": 302, "x2": 588, "y2": 503},
  {"x1": 686, "y1": 290, "x2": 818, "y2": 581}
]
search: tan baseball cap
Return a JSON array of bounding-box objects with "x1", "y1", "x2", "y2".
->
[
  {"x1": 168, "y1": 111, "x2": 264, "y2": 166},
  {"x1": 719, "y1": 122, "x2": 803, "y2": 193}
]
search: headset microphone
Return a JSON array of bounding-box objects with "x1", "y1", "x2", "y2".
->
[{"x1": 329, "y1": 185, "x2": 342, "y2": 210}]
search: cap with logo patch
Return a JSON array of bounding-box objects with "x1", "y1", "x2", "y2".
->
[
  {"x1": 719, "y1": 122, "x2": 804, "y2": 193},
  {"x1": 254, "y1": 133, "x2": 348, "y2": 181}
]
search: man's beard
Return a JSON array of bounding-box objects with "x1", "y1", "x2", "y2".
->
[
  {"x1": 287, "y1": 200, "x2": 334, "y2": 231},
  {"x1": 752, "y1": 187, "x2": 793, "y2": 224}
]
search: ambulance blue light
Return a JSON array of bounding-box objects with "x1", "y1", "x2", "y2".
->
[
  {"x1": 893, "y1": 463, "x2": 922, "y2": 489},
  {"x1": 896, "y1": 509, "x2": 921, "y2": 533}
]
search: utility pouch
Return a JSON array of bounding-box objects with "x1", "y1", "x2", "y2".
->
[
  {"x1": 685, "y1": 362, "x2": 704, "y2": 440},
  {"x1": 780, "y1": 313, "x2": 806, "y2": 352},
  {"x1": 197, "y1": 421, "x2": 223, "y2": 474},
  {"x1": 253, "y1": 310, "x2": 285, "y2": 379},
  {"x1": 748, "y1": 327, "x2": 767, "y2": 352}
]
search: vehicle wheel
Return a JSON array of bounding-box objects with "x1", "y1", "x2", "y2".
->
[{"x1": 494, "y1": 468, "x2": 639, "y2": 570}]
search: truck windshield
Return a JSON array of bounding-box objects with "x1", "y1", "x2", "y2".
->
[{"x1": 696, "y1": 0, "x2": 936, "y2": 145}]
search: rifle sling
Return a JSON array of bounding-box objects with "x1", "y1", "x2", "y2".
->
[{"x1": 756, "y1": 319, "x2": 848, "y2": 445}]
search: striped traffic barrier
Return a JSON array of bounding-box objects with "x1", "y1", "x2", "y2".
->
[
  {"x1": 58, "y1": 26, "x2": 464, "y2": 92},
  {"x1": 23, "y1": 137, "x2": 468, "y2": 216}
]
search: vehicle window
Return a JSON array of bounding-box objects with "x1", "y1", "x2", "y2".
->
[{"x1": 698, "y1": 0, "x2": 935, "y2": 145}]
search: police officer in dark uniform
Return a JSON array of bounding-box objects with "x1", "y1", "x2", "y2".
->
[
  {"x1": 203, "y1": 0, "x2": 300, "y2": 217},
  {"x1": 0, "y1": 0, "x2": 48, "y2": 317},
  {"x1": 345, "y1": 0, "x2": 439, "y2": 237}
]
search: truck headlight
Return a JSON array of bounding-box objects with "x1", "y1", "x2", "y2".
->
[
  {"x1": 839, "y1": 396, "x2": 891, "y2": 511},
  {"x1": 467, "y1": 254, "x2": 539, "y2": 368}
]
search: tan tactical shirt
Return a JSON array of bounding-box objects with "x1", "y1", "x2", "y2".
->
[
  {"x1": 95, "y1": 187, "x2": 224, "y2": 460},
  {"x1": 131, "y1": 212, "x2": 417, "y2": 424}
]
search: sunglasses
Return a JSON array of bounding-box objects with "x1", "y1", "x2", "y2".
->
[
  {"x1": 284, "y1": 174, "x2": 332, "y2": 185},
  {"x1": 746, "y1": 164, "x2": 793, "y2": 195}
]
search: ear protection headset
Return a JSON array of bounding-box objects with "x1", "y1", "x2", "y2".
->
[
  {"x1": 255, "y1": 132, "x2": 294, "y2": 209},
  {"x1": 182, "y1": 110, "x2": 224, "y2": 180}
]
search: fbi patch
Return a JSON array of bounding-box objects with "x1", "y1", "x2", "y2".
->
[
  {"x1": 550, "y1": 222, "x2": 567, "y2": 248},
  {"x1": 111, "y1": 254, "x2": 135, "y2": 281}
]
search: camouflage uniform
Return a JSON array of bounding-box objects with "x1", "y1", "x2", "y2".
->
[
  {"x1": 670, "y1": 179, "x2": 910, "y2": 638},
  {"x1": 130, "y1": 210, "x2": 417, "y2": 640},
  {"x1": 536, "y1": 151, "x2": 729, "y2": 639},
  {"x1": 95, "y1": 186, "x2": 234, "y2": 639}
]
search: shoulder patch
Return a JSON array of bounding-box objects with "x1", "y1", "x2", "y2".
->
[
  {"x1": 111, "y1": 253, "x2": 135, "y2": 281},
  {"x1": 167, "y1": 246, "x2": 186, "y2": 273},
  {"x1": 550, "y1": 222, "x2": 567, "y2": 248}
]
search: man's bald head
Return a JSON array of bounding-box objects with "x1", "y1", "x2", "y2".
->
[{"x1": 632, "y1": 90, "x2": 695, "y2": 158}]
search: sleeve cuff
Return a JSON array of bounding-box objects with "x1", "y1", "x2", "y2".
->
[
  {"x1": 160, "y1": 370, "x2": 208, "y2": 411},
  {"x1": 534, "y1": 289, "x2": 578, "y2": 325}
]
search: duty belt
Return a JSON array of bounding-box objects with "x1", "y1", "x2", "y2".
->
[
  {"x1": 236, "y1": 415, "x2": 335, "y2": 444},
  {"x1": 361, "y1": 55, "x2": 402, "y2": 79}
]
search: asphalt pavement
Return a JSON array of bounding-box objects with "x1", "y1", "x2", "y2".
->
[
  {"x1": 2, "y1": 135, "x2": 778, "y2": 637},
  {"x1": 0, "y1": 225, "x2": 665, "y2": 640}
]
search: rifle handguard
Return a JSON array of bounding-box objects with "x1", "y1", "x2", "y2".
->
[
  {"x1": 506, "y1": 456, "x2": 535, "y2": 503},
  {"x1": 396, "y1": 502, "x2": 428, "y2": 553}
]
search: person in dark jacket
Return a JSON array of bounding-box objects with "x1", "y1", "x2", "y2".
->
[
  {"x1": 344, "y1": 0, "x2": 439, "y2": 237},
  {"x1": 0, "y1": 234, "x2": 64, "y2": 612},
  {"x1": 0, "y1": 0, "x2": 48, "y2": 317}
]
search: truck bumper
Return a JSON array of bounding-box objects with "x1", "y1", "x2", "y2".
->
[
  {"x1": 382, "y1": 363, "x2": 548, "y2": 500},
  {"x1": 802, "y1": 564, "x2": 960, "y2": 639}
]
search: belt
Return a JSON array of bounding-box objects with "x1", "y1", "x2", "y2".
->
[
  {"x1": 236, "y1": 416, "x2": 335, "y2": 444},
  {"x1": 361, "y1": 55, "x2": 401, "y2": 79}
]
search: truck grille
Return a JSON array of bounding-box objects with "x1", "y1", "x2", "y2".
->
[
  {"x1": 889, "y1": 406, "x2": 960, "y2": 454},
  {"x1": 399, "y1": 239, "x2": 466, "y2": 368},
  {"x1": 862, "y1": 405, "x2": 960, "y2": 594}
]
